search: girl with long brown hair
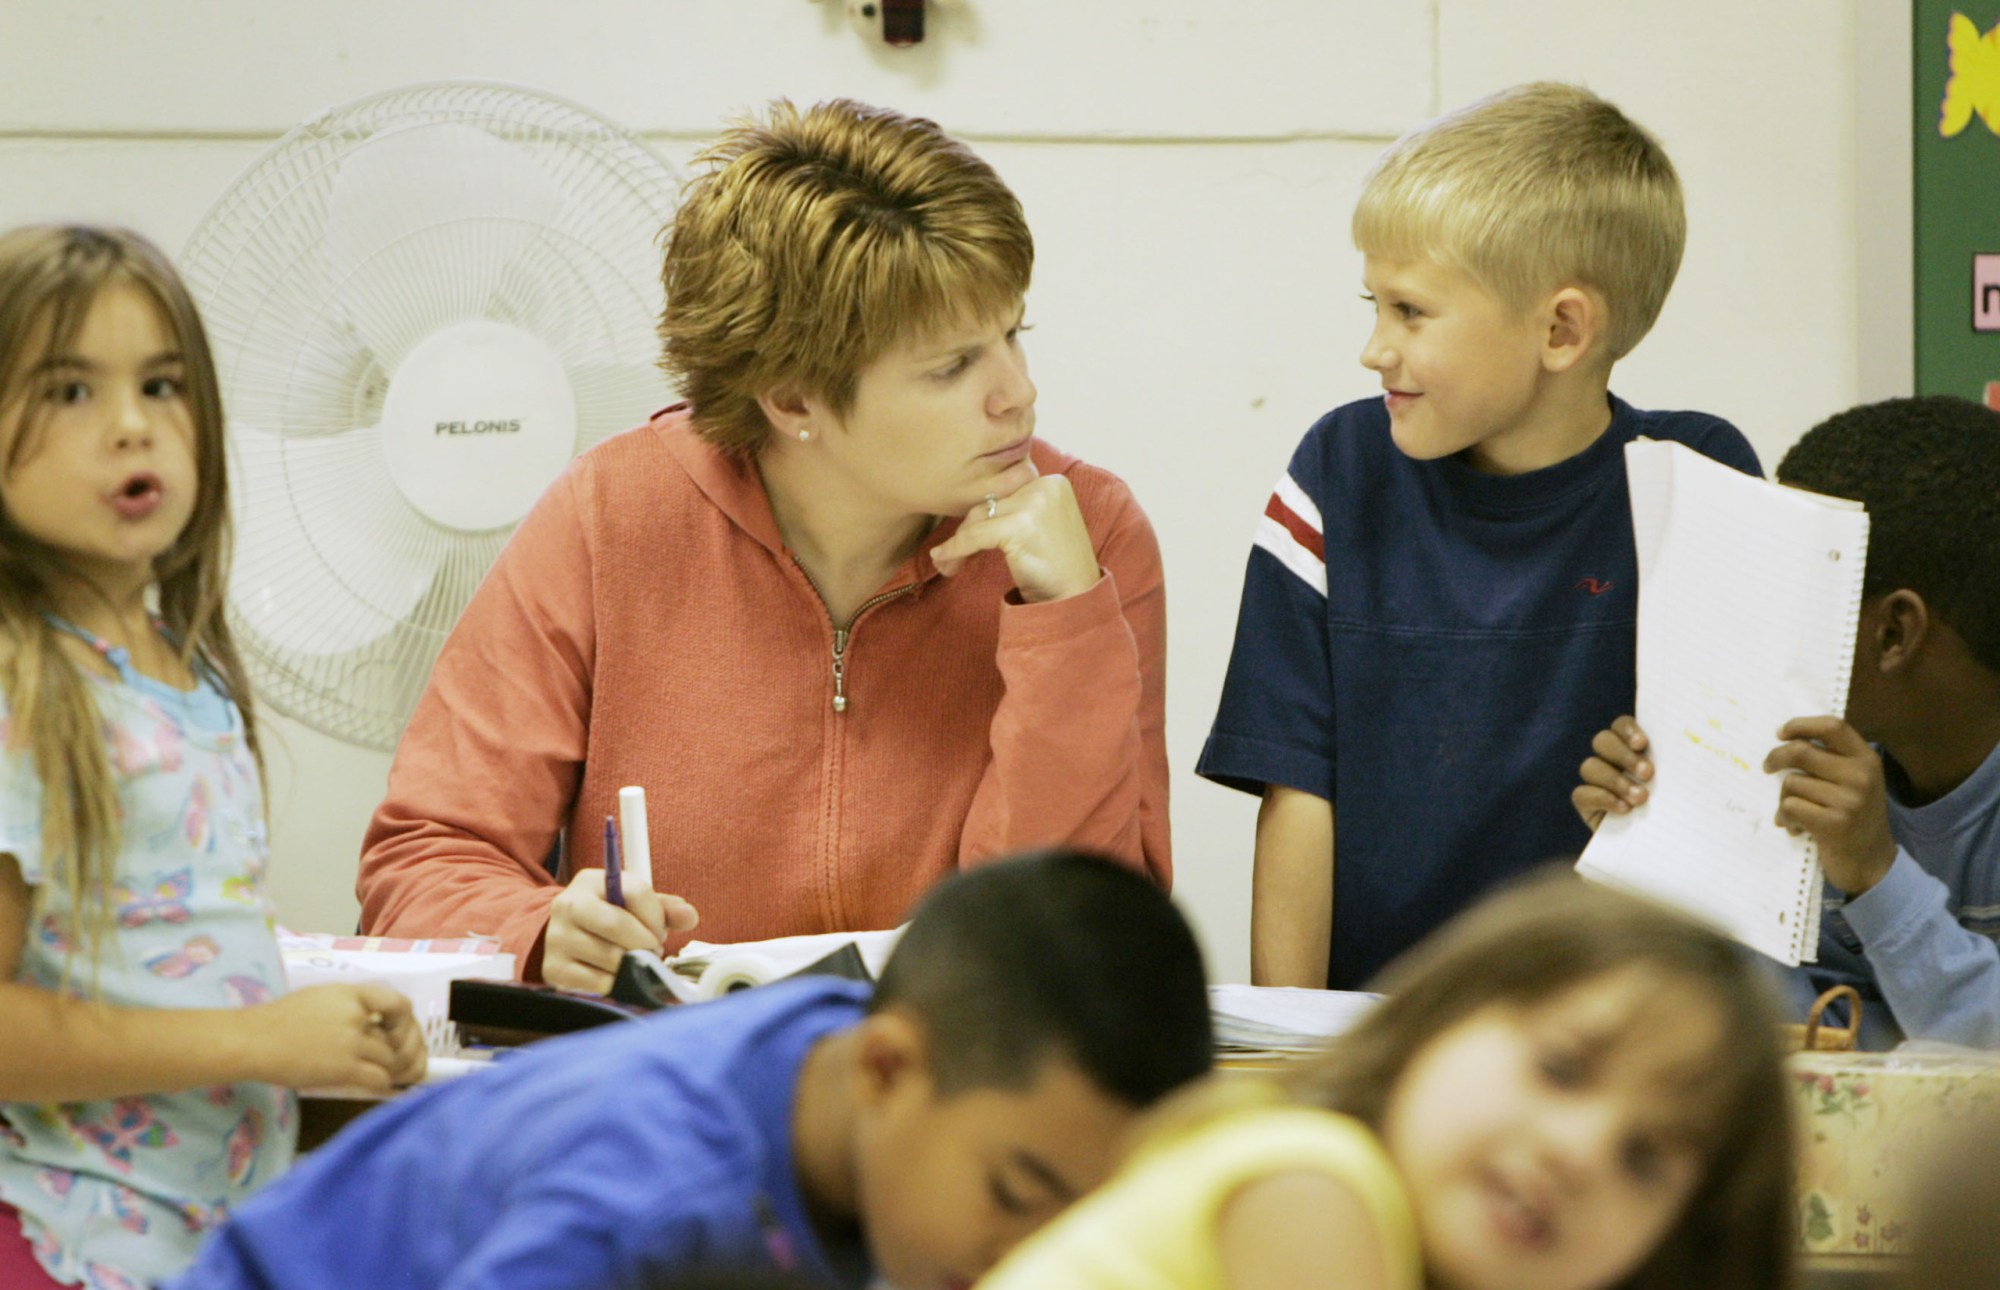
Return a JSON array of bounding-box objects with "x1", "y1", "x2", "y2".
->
[{"x1": 0, "y1": 225, "x2": 425, "y2": 1289}]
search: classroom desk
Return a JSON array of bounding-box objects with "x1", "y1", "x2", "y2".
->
[
  {"x1": 1802, "y1": 1255, "x2": 1902, "y2": 1287},
  {"x1": 298, "y1": 1091, "x2": 382, "y2": 1151},
  {"x1": 300, "y1": 1007, "x2": 1931, "y2": 1288},
  {"x1": 298, "y1": 1050, "x2": 504, "y2": 1149}
]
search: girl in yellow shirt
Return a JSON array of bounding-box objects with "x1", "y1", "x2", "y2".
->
[{"x1": 978, "y1": 874, "x2": 1794, "y2": 1290}]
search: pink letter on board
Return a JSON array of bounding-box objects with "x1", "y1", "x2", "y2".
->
[{"x1": 1976, "y1": 255, "x2": 2000, "y2": 331}]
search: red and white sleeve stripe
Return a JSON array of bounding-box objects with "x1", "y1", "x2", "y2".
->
[{"x1": 1253, "y1": 472, "x2": 1326, "y2": 597}]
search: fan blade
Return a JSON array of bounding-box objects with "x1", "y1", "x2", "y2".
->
[
  {"x1": 227, "y1": 318, "x2": 382, "y2": 440},
  {"x1": 565, "y1": 360, "x2": 673, "y2": 450},
  {"x1": 322, "y1": 121, "x2": 565, "y2": 369},
  {"x1": 230, "y1": 423, "x2": 441, "y2": 657}
]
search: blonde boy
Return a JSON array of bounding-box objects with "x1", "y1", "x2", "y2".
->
[{"x1": 1199, "y1": 83, "x2": 1760, "y2": 990}]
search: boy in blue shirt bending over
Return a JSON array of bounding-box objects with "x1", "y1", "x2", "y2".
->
[
  {"x1": 1200, "y1": 82, "x2": 1759, "y2": 990},
  {"x1": 1577, "y1": 396, "x2": 2000, "y2": 1048},
  {"x1": 172, "y1": 850, "x2": 1212, "y2": 1290}
]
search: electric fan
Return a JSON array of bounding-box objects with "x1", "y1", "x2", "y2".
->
[{"x1": 181, "y1": 82, "x2": 679, "y2": 750}]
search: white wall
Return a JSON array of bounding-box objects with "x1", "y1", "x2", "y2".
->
[{"x1": 0, "y1": 1, "x2": 1907, "y2": 982}]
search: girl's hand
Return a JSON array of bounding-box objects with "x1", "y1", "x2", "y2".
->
[
  {"x1": 542, "y1": 867, "x2": 699, "y2": 995},
  {"x1": 931, "y1": 471, "x2": 1101, "y2": 603},
  {"x1": 248, "y1": 983, "x2": 428, "y2": 1092},
  {"x1": 1572, "y1": 715, "x2": 1653, "y2": 830}
]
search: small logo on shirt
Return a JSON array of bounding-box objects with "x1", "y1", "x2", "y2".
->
[{"x1": 1575, "y1": 577, "x2": 1614, "y2": 596}]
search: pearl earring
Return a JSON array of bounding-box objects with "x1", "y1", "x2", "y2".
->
[{"x1": 798, "y1": 429, "x2": 810, "y2": 441}]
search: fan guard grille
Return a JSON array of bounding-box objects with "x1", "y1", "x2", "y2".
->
[{"x1": 182, "y1": 82, "x2": 678, "y2": 750}]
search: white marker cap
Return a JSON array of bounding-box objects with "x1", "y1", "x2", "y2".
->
[{"x1": 617, "y1": 785, "x2": 653, "y2": 894}]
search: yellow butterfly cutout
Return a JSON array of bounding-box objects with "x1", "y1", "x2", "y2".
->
[{"x1": 1942, "y1": 12, "x2": 2000, "y2": 137}]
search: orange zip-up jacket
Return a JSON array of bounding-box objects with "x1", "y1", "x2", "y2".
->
[{"x1": 357, "y1": 407, "x2": 1169, "y2": 976}]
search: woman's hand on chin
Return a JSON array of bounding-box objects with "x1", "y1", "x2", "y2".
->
[{"x1": 931, "y1": 472, "x2": 1101, "y2": 603}]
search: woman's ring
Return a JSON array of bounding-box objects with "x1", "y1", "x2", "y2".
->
[{"x1": 984, "y1": 493, "x2": 998, "y2": 520}]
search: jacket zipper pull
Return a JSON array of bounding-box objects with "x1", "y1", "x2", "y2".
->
[{"x1": 831, "y1": 627, "x2": 849, "y2": 713}]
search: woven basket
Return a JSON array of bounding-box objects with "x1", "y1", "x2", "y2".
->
[{"x1": 1782, "y1": 984, "x2": 1862, "y2": 1052}]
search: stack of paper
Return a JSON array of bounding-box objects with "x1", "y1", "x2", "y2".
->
[
  {"x1": 278, "y1": 929, "x2": 516, "y2": 1022},
  {"x1": 1210, "y1": 985, "x2": 1380, "y2": 1057},
  {"x1": 666, "y1": 928, "x2": 905, "y2": 985}
]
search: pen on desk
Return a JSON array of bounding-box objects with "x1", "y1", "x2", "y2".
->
[{"x1": 603, "y1": 814, "x2": 624, "y2": 908}]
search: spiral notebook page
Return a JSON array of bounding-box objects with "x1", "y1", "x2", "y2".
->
[{"x1": 1576, "y1": 441, "x2": 1868, "y2": 964}]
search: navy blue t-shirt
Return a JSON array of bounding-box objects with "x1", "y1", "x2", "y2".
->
[
  {"x1": 172, "y1": 977, "x2": 873, "y2": 1290},
  {"x1": 1199, "y1": 395, "x2": 1760, "y2": 989}
]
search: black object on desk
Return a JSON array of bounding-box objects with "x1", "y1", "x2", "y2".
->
[
  {"x1": 608, "y1": 939, "x2": 879, "y2": 1010},
  {"x1": 791, "y1": 941, "x2": 876, "y2": 986},
  {"x1": 608, "y1": 954, "x2": 683, "y2": 1010},
  {"x1": 449, "y1": 979, "x2": 647, "y2": 1045},
  {"x1": 458, "y1": 941, "x2": 881, "y2": 1043}
]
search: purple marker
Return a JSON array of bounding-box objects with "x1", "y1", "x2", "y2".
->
[
  {"x1": 754, "y1": 1195, "x2": 797, "y2": 1271},
  {"x1": 603, "y1": 814, "x2": 625, "y2": 908}
]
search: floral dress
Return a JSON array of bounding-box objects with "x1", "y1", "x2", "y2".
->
[{"x1": 0, "y1": 625, "x2": 293, "y2": 1289}]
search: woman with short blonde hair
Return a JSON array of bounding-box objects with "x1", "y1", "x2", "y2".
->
[{"x1": 359, "y1": 99, "x2": 1171, "y2": 990}]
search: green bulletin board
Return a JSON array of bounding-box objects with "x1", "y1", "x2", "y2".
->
[{"x1": 1916, "y1": 4, "x2": 2000, "y2": 404}]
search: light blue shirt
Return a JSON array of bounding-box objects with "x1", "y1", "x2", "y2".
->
[
  {"x1": 0, "y1": 631, "x2": 293, "y2": 1289},
  {"x1": 1788, "y1": 733, "x2": 2000, "y2": 1049}
]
